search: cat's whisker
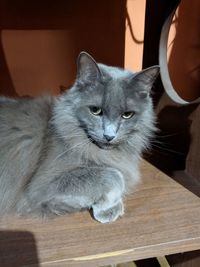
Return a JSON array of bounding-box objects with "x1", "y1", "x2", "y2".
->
[
  {"x1": 151, "y1": 143, "x2": 185, "y2": 156},
  {"x1": 150, "y1": 140, "x2": 173, "y2": 146},
  {"x1": 63, "y1": 136, "x2": 85, "y2": 141},
  {"x1": 53, "y1": 140, "x2": 91, "y2": 162},
  {"x1": 61, "y1": 133, "x2": 85, "y2": 139},
  {"x1": 83, "y1": 141, "x2": 91, "y2": 166},
  {"x1": 155, "y1": 131, "x2": 184, "y2": 138}
]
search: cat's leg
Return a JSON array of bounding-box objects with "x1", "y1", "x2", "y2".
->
[
  {"x1": 23, "y1": 167, "x2": 125, "y2": 223},
  {"x1": 52, "y1": 167, "x2": 125, "y2": 223},
  {"x1": 41, "y1": 191, "x2": 125, "y2": 223}
]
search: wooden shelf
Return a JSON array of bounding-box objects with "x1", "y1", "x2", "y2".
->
[{"x1": 0, "y1": 160, "x2": 200, "y2": 266}]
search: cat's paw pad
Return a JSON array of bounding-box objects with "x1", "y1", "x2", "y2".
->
[{"x1": 93, "y1": 201, "x2": 124, "y2": 224}]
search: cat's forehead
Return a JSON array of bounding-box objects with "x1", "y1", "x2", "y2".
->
[
  {"x1": 102, "y1": 79, "x2": 143, "y2": 113},
  {"x1": 98, "y1": 65, "x2": 141, "y2": 110},
  {"x1": 86, "y1": 79, "x2": 141, "y2": 113},
  {"x1": 98, "y1": 64, "x2": 134, "y2": 81}
]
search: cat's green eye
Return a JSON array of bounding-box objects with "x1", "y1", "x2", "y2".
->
[
  {"x1": 122, "y1": 111, "x2": 135, "y2": 119},
  {"x1": 89, "y1": 106, "x2": 102, "y2": 116}
]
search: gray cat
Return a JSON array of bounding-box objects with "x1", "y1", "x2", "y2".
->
[{"x1": 0, "y1": 52, "x2": 159, "y2": 223}]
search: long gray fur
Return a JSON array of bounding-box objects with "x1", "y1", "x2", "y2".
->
[{"x1": 0, "y1": 52, "x2": 159, "y2": 223}]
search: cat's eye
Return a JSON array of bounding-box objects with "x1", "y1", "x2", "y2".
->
[
  {"x1": 122, "y1": 111, "x2": 135, "y2": 119},
  {"x1": 89, "y1": 106, "x2": 102, "y2": 116}
]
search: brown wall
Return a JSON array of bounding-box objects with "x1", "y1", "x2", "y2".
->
[
  {"x1": 0, "y1": 0, "x2": 126, "y2": 96},
  {"x1": 168, "y1": 0, "x2": 200, "y2": 101},
  {"x1": 125, "y1": 0, "x2": 145, "y2": 71},
  {"x1": 1, "y1": 0, "x2": 200, "y2": 101}
]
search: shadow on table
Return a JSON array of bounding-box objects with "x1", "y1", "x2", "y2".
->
[{"x1": 0, "y1": 230, "x2": 40, "y2": 267}]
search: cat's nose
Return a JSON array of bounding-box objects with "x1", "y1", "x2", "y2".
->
[{"x1": 103, "y1": 134, "x2": 115, "y2": 142}]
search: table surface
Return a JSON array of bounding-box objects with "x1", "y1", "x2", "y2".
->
[{"x1": 0, "y1": 160, "x2": 200, "y2": 267}]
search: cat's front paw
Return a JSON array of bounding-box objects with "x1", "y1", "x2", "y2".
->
[{"x1": 93, "y1": 200, "x2": 124, "y2": 224}]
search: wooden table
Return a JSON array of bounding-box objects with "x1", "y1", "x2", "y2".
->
[{"x1": 0, "y1": 160, "x2": 200, "y2": 266}]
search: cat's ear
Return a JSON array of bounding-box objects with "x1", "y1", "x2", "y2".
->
[
  {"x1": 132, "y1": 66, "x2": 160, "y2": 98},
  {"x1": 77, "y1": 52, "x2": 102, "y2": 84}
]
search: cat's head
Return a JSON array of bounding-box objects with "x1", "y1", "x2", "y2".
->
[{"x1": 56, "y1": 52, "x2": 159, "y2": 150}]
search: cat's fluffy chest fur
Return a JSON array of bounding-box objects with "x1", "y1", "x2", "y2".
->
[{"x1": 0, "y1": 52, "x2": 159, "y2": 223}]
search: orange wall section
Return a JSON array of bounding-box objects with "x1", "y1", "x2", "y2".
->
[
  {"x1": 168, "y1": 0, "x2": 200, "y2": 101},
  {"x1": 2, "y1": 30, "x2": 74, "y2": 96},
  {"x1": 1, "y1": 0, "x2": 146, "y2": 96},
  {"x1": 125, "y1": 0, "x2": 146, "y2": 72},
  {"x1": 0, "y1": 0, "x2": 126, "y2": 97},
  {"x1": 1, "y1": 1, "x2": 199, "y2": 101}
]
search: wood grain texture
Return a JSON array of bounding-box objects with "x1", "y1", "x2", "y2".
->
[{"x1": 0, "y1": 160, "x2": 200, "y2": 267}]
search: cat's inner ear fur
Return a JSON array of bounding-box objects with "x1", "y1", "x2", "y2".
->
[
  {"x1": 131, "y1": 66, "x2": 160, "y2": 98},
  {"x1": 77, "y1": 52, "x2": 102, "y2": 84}
]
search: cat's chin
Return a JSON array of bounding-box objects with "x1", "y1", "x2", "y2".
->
[
  {"x1": 88, "y1": 137, "x2": 115, "y2": 150},
  {"x1": 94, "y1": 142, "x2": 114, "y2": 150}
]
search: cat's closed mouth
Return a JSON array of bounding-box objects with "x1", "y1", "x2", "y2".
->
[{"x1": 87, "y1": 134, "x2": 114, "y2": 150}]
